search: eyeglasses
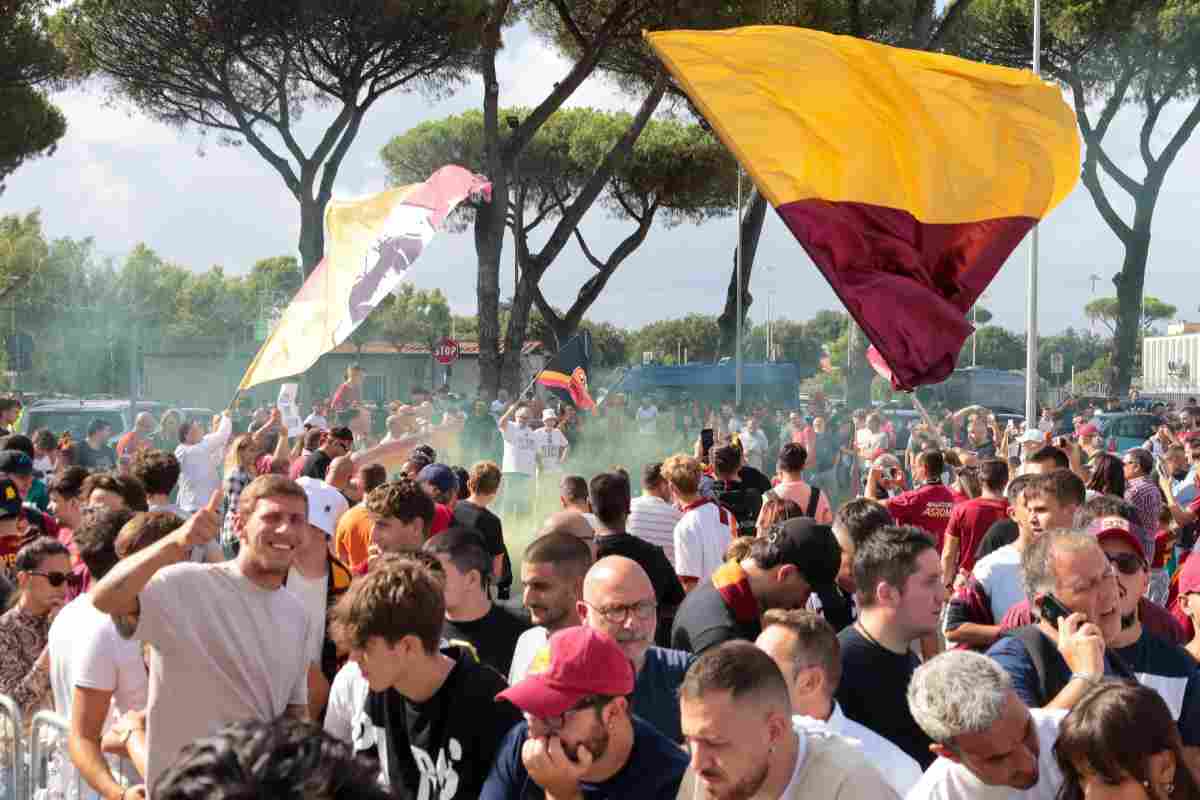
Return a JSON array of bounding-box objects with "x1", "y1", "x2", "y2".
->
[
  {"x1": 584, "y1": 599, "x2": 657, "y2": 624},
  {"x1": 27, "y1": 570, "x2": 70, "y2": 587},
  {"x1": 1106, "y1": 552, "x2": 1145, "y2": 576}
]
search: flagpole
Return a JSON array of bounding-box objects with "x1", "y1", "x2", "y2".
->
[
  {"x1": 735, "y1": 166, "x2": 744, "y2": 408},
  {"x1": 1024, "y1": 0, "x2": 1042, "y2": 423}
]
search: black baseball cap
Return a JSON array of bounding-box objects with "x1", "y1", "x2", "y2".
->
[
  {"x1": 760, "y1": 517, "x2": 841, "y2": 589},
  {"x1": 0, "y1": 450, "x2": 33, "y2": 476},
  {"x1": 0, "y1": 479, "x2": 22, "y2": 520}
]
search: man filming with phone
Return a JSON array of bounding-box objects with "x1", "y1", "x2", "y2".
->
[{"x1": 986, "y1": 529, "x2": 1127, "y2": 711}]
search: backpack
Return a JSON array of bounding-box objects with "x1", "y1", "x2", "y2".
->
[
  {"x1": 1007, "y1": 625, "x2": 1136, "y2": 705},
  {"x1": 711, "y1": 480, "x2": 763, "y2": 536}
]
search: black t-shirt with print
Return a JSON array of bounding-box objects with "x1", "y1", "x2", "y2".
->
[
  {"x1": 364, "y1": 646, "x2": 523, "y2": 800},
  {"x1": 442, "y1": 604, "x2": 531, "y2": 678}
]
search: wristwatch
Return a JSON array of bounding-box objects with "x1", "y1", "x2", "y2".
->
[{"x1": 1070, "y1": 672, "x2": 1103, "y2": 685}]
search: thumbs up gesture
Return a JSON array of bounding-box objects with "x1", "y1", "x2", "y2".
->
[{"x1": 175, "y1": 490, "x2": 223, "y2": 550}]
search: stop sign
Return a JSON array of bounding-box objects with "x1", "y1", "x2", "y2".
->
[{"x1": 433, "y1": 337, "x2": 461, "y2": 365}]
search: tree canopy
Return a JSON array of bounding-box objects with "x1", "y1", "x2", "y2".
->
[
  {"x1": 1, "y1": 0, "x2": 68, "y2": 193},
  {"x1": 59, "y1": 0, "x2": 486, "y2": 275},
  {"x1": 1085, "y1": 295, "x2": 1177, "y2": 335}
]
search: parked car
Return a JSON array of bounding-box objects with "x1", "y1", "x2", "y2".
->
[
  {"x1": 1095, "y1": 412, "x2": 1164, "y2": 455},
  {"x1": 18, "y1": 398, "x2": 170, "y2": 443}
]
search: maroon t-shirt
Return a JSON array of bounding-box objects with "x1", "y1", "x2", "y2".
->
[
  {"x1": 885, "y1": 484, "x2": 961, "y2": 551},
  {"x1": 944, "y1": 497, "x2": 1009, "y2": 574}
]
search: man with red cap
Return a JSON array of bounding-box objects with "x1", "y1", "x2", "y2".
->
[{"x1": 480, "y1": 626, "x2": 689, "y2": 800}]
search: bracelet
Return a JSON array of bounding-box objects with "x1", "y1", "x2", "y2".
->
[{"x1": 1070, "y1": 672, "x2": 1103, "y2": 685}]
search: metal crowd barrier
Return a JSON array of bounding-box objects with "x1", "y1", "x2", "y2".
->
[
  {"x1": 29, "y1": 710, "x2": 77, "y2": 800},
  {"x1": 0, "y1": 694, "x2": 23, "y2": 800},
  {"x1": 0, "y1": 699, "x2": 131, "y2": 800}
]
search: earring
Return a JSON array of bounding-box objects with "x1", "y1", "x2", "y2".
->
[{"x1": 1166, "y1": 782, "x2": 1175, "y2": 796}]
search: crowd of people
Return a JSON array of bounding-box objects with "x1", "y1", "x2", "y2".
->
[{"x1": 2, "y1": 383, "x2": 1200, "y2": 800}]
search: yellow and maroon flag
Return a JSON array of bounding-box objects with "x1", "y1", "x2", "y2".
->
[
  {"x1": 645, "y1": 26, "x2": 1080, "y2": 390},
  {"x1": 238, "y1": 166, "x2": 491, "y2": 392}
]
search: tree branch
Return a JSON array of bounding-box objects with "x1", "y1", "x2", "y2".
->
[
  {"x1": 926, "y1": 0, "x2": 974, "y2": 51},
  {"x1": 1148, "y1": 86, "x2": 1200, "y2": 184},
  {"x1": 571, "y1": 227, "x2": 606, "y2": 270},
  {"x1": 546, "y1": 0, "x2": 590, "y2": 54},
  {"x1": 1068, "y1": 72, "x2": 1142, "y2": 202},
  {"x1": 503, "y1": 0, "x2": 637, "y2": 161},
  {"x1": 529, "y1": 70, "x2": 667, "y2": 277}
]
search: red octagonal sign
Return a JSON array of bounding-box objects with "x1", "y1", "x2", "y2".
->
[{"x1": 433, "y1": 337, "x2": 461, "y2": 365}]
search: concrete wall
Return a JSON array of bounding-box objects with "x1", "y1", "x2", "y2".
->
[{"x1": 144, "y1": 344, "x2": 545, "y2": 411}]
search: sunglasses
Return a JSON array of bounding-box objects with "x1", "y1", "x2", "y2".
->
[
  {"x1": 28, "y1": 570, "x2": 71, "y2": 587},
  {"x1": 1106, "y1": 552, "x2": 1144, "y2": 576}
]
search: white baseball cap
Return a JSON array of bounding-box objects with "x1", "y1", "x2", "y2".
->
[
  {"x1": 543, "y1": 408, "x2": 558, "y2": 422},
  {"x1": 295, "y1": 476, "x2": 349, "y2": 538}
]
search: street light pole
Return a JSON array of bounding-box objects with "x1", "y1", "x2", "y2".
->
[
  {"x1": 1024, "y1": 0, "x2": 1043, "y2": 422},
  {"x1": 735, "y1": 166, "x2": 744, "y2": 407}
]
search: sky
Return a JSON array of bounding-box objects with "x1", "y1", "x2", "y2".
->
[{"x1": 3, "y1": 23, "x2": 1199, "y2": 339}]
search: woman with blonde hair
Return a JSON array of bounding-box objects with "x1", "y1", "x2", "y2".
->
[{"x1": 218, "y1": 433, "x2": 260, "y2": 558}]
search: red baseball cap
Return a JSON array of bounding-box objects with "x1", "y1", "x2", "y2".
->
[
  {"x1": 1077, "y1": 423, "x2": 1100, "y2": 438},
  {"x1": 1087, "y1": 516, "x2": 1146, "y2": 560},
  {"x1": 496, "y1": 627, "x2": 634, "y2": 718}
]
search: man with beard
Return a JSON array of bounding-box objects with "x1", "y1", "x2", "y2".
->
[
  {"x1": 672, "y1": 518, "x2": 843, "y2": 654},
  {"x1": 578, "y1": 556, "x2": 694, "y2": 743},
  {"x1": 481, "y1": 627, "x2": 689, "y2": 800},
  {"x1": 91, "y1": 477, "x2": 315, "y2": 791},
  {"x1": 907, "y1": 651, "x2": 1065, "y2": 799},
  {"x1": 509, "y1": 532, "x2": 593, "y2": 684},
  {"x1": 676, "y1": 641, "x2": 896, "y2": 800}
]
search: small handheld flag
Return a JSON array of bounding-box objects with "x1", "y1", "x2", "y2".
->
[{"x1": 537, "y1": 331, "x2": 596, "y2": 410}]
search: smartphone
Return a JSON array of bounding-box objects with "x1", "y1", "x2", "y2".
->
[
  {"x1": 1038, "y1": 593, "x2": 1072, "y2": 627},
  {"x1": 701, "y1": 428, "x2": 715, "y2": 451}
]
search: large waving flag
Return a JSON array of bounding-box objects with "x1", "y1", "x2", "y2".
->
[
  {"x1": 537, "y1": 331, "x2": 596, "y2": 410},
  {"x1": 645, "y1": 27, "x2": 1080, "y2": 390},
  {"x1": 238, "y1": 166, "x2": 491, "y2": 391}
]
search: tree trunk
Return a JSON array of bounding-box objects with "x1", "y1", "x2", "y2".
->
[
  {"x1": 1111, "y1": 226, "x2": 1152, "y2": 397},
  {"x1": 845, "y1": 321, "x2": 873, "y2": 408},
  {"x1": 297, "y1": 194, "x2": 325, "y2": 278},
  {"x1": 502, "y1": 268, "x2": 538, "y2": 396},
  {"x1": 475, "y1": 190, "x2": 506, "y2": 400},
  {"x1": 716, "y1": 188, "x2": 768, "y2": 357}
]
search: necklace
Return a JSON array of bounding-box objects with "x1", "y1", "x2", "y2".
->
[{"x1": 855, "y1": 621, "x2": 885, "y2": 650}]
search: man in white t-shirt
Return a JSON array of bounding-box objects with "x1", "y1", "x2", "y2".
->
[
  {"x1": 628, "y1": 462, "x2": 683, "y2": 566},
  {"x1": 53, "y1": 508, "x2": 143, "y2": 800},
  {"x1": 637, "y1": 400, "x2": 659, "y2": 435},
  {"x1": 497, "y1": 402, "x2": 538, "y2": 516},
  {"x1": 303, "y1": 402, "x2": 330, "y2": 432},
  {"x1": 533, "y1": 408, "x2": 570, "y2": 478},
  {"x1": 945, "y1": 476, "x2": 1036, "y2": 651},
  {"x1": 663, "y1": 454, "x2": 732, "y2": 592},
  {"x1": 741, "y1": 415, "x2": 770, "y2": 473},
  {"x1": 907, "y1": 650, "x2": 1064, "y2": 800},
  {"x1": 91, "y1": 476, "x2": 314, "y2": 792},
  {"x1": 286, "y1": 477, "x2": 350, "y2": 716},
  {"x1": 756, "y1": 609, "x2": 921, "y2": 798},
  {"x1": 508, "y1": 531, "x2": 592, "y2": 684}
]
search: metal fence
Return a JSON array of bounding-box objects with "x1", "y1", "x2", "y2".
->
[
  {"x1": 0, "y1": 694, "x2": 25, "y2": 800},
  {"x1": 28, "y1": 710, "x2": 77, "y2": 800},
  {"x1": 0, "y1": 700, "x2": 131, "y2": 800}
]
